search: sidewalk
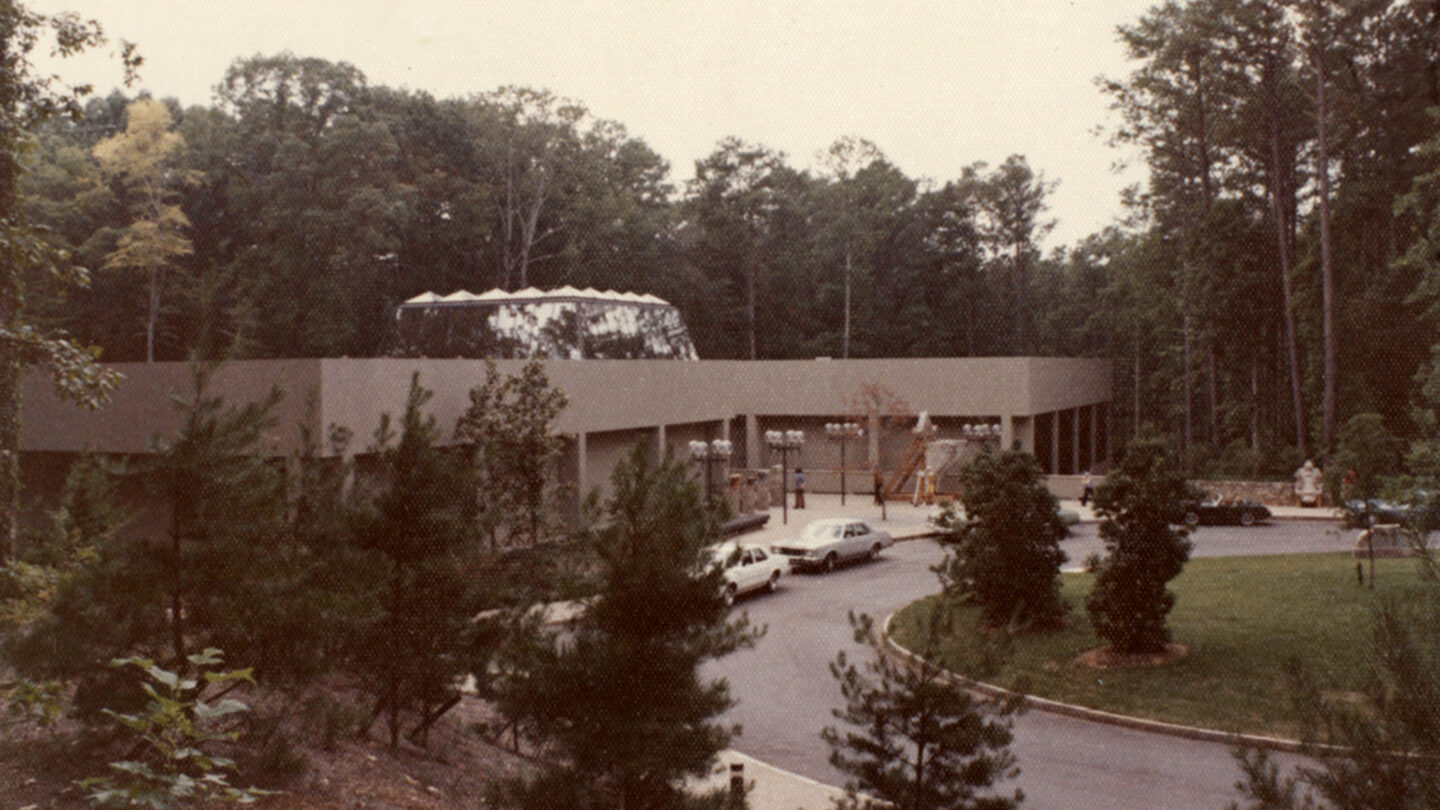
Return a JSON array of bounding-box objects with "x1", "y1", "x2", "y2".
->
[
  {"x1": 737, "y1": 491, "x2": 946, "y2": 546},
  {"x1": 694, "y1": 750, "x2": 852, "y2": 810}
]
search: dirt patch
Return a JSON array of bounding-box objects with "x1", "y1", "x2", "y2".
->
[
  {"x1": 1076, "y1": 643, "x2": 1190, "y2": 669},
  {"x1": 0, "y1": 692, "x2": 538, "y2": 810}
]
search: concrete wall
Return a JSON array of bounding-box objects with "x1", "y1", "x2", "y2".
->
[{"x1": 21, "y1": 356, "x2": 1113, "y2": 519}]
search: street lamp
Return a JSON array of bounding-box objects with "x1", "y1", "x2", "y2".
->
[
  {"x1": 825, "y1": 422, "x2": 864, "y2": 506},
  {"x1": 765, "y1": 429, "x2": 804, "y2": 525},
  {"x1": 962, "y1": 423, "x2": 1002, "y2": 445},
  {"x1": 688, "y1": 438, "x2": 733, "y2": 509}
]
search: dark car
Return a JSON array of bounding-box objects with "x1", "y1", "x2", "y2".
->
[
  {"x1": 1344, "y1": 492, "x2": 1440, "y2": 529},
  {"x1": 1181, "y1": 497, "x2": 1271, "y2": 527}
]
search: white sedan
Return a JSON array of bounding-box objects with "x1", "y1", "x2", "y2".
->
[
  {"x1": 708, "y1": 542, "x2": 785, "y2": 606},
  {"x1": 770, "y1": 518, "x2": 893, "y2": 574}
]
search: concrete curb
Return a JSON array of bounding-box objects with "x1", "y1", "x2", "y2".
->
[{"x1": 878, "y1": 612, "x2": 1322, "y2": 756}]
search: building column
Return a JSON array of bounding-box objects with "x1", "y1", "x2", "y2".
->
[
  {"x1": 868, "y1": 414, "x2": 881, "y2": 469},
  {"x1": 1071, "y1": 408, "x2": 1081, "y2": 476},
  {"x1": 1054, "y1": 409, "x2": 1065, "y2": 472},
  {"x1": 745, "y1": 414, "x2": 760, "y2": 472},
  {"x1": 1088, "y1": 400, "x2": 1100, "y2": 469},
  {"x1": 575, "y1": 431, "x2": 588, "y2": 494},
  {"x1": 1001, "y1": 414, "x2": 1015, "y2": 453}
]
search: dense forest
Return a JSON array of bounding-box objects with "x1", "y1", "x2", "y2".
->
[{"x1": 15, "y1": 0, "x2": 1440, "y2": 477}]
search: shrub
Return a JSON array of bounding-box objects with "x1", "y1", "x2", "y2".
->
[{"x1": 934, "y1": 449, "x2": 1068, "y2": 630}]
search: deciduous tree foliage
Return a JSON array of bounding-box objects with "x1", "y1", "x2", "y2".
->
[
  {"x1": 92, "y1": 98, "x2": 195, "y2": 363},
  {"x1": 455, "y1": 358, "x2": 569, "y2": 549},
  {"x1": 0, "y1": 0, "x2": 130, "y2": 557}
]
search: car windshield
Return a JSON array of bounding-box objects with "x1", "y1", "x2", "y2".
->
[{"x1": 801, "y1": 523, "x2": 844, "y2": 541}]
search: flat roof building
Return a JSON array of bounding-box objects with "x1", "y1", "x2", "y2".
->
[{"x1": 22, "y1": 355, "x2": 1111, "y2": 524}]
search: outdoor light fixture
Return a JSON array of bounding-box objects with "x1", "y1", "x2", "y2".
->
[
  {"x1": 825, "y1": 422, "x2": 864, "y2": 506},
  {"x1": 689, "y1": 438, "x2": 733, "y2": 508},
  {"x1": 962, "y1": 423, "x2": 1002, "y2": 442},
  {"x1": 765, "y1": 430, "x2": 804, "y2": 524}
]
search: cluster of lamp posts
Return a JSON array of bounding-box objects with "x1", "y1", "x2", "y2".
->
[{"x1": 688, "y1": 422, "x2": 1003, "y2": 521}]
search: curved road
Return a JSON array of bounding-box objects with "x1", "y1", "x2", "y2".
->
[{"x1": 706, "y1": 521, "x2": 1358, "y2": 809}]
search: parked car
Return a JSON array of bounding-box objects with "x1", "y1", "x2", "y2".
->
[
  {"x1": 708, "y1": 542, "x2": 785, "y2": 606},
  {"x1": 771, "y1": 519, "x2": 893, "y2": 574},
  {"x1": 1181, "y1": 497, "x2": 1272, "y2": 527},
  {"x1": 1343, "y1": 492, "x2": 1439, "y2": 529}
]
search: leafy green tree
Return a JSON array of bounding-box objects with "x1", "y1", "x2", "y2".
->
[
  {"x1": 934, "y1": 448, "x2": 1068, "y2": 631},
  {"x1": 1329, "y1": 412, "x2": 1402, "y2": 528},
  {"x1": 455, "y1": 358, "x2": 569, "y2": 549},
  {"x1": 964, "y1": 156, "x2": 1054, "y2": 355},
  {"x1": 822, "y1": 611, "x2": 1022, "y2": 810},
  {"x1": 93, "y1": 98, "x2": 196, "y2": 362},
  {"x1": 352, "y1": 372, "x2": 478, "y2": 749},
  {"x1": 494, "y1": 442, "x2": 758, "y2": 810},
  {"x1": 683, "y1": 138, "x2": 800, "y2": 360},
  {"x1": 0, "y1": 0, "x2": 132, "y2": 557},
  {"x1": 1085, "y1": 438, "x2": 1197, "y2": 655},
  {"x1": 80, "y1": 648, "x2": 272, "y2": 809}
]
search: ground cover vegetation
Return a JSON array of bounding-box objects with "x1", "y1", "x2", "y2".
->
[
  {"x1": 0, "y1": 359, "x2": 630, "y2": 806},
  {"x1": 891, "y1": 552, "x2": 1429, "y2": 741}
]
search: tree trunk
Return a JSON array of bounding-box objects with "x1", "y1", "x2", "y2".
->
[
  {"x1": 842, "y1": 246, "x2": 852, "y2": 360},
  {"x1": 1313, "y1": 30, "x2": 1338, "y2": 452},
  {"x1": 0, "y1": 304, "x2": 17, "y2": 561},
  {"x1": 1266, "y1": 96, "x2": 1307, "y2": 459},
  {"x1": 147, "y1": 264, "x2": 160, "y2": 362},
  {"x1": 1133, "y1": 333, "x2": 1142, "y2": 439},
  {"x1": 169, "y1": 488, "x2": 186, "y2": 666},
  {"x1": 1183, "y1": 310, "x2": 1194, "y2": 460},
  {"x1": 1208, "y1": 345, "x2": 1219, "y2": 447},
  {"x1": 746, "y1": 253, "x2": 756, "y2": 361},
  {"x1": 1013, "y1": 241, "x2": 1026, "y2": 353}
]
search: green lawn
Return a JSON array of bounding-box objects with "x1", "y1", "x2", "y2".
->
[{"x1": 890, "y1": 553, "x2": 1433, "y2": 739}]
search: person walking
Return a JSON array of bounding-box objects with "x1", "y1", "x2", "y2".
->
[
  {"x1": 872, "y1": 467, "x2": 884, "y2": 506},
  {"x1": 794, "y1": 467, "x2": 806, "y2": 509},
  {"x1": 1080, "y1": 470, "x2": 1094, "y2": 507}
]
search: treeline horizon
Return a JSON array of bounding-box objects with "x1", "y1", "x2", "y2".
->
[{"x1": 19, "y1": 0, "x2": 1440, "y2": 478}]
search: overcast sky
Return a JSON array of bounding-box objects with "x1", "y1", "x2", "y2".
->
[{"x1": 31, "y1": 0, "x2": 1159, "y2": 251}]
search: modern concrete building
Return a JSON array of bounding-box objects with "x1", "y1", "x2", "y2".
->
[{"x1": 21, "y1": 355, "x2": 1111, "y2": 524}]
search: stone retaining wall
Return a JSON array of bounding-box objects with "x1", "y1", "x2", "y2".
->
[{"x1": 1192, "y1": 479, "x2": 1323, "y2": 507}]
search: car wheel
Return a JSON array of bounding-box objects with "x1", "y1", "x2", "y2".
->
[
  {"x1": 765, "y1": 571, "x2": 780, "y2": 593},
  {"x1": 1184, "y1": 511, "x2": 1200, "y2": 528},
  {"x1": 868, "y1": 543, "x2": 882, "y2": 561},
  {"x1": 722, "y1": 584, "x2": 737, "y2": 607},
  {"x1": 822, "y1": 553, "x2": 837, "y2": 574},
  {"x1": 1240, "y1": 511, "x2": 1256, "y2": 527}
]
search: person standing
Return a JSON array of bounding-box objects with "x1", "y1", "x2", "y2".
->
[
  {"x1": 794, "y1": 468, "x2": 806, "y2": 509},
  {"x1": 872, "y1": 467, "x2": 884, "y2": 506},
  {"x1": 1080, "y1": 471, "x2": 1094, "y2": 507}
]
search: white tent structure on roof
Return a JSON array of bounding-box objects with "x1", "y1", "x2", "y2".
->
[{"x1": 386, "y1": 287, "x2": 699, "y2": 360}]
